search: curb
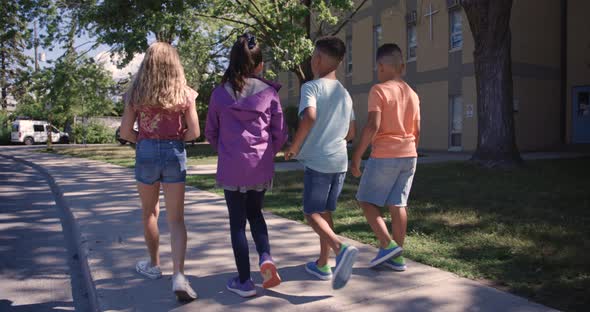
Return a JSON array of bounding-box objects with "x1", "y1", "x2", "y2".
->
[{"x1": 0, "y1": 153, "x2": 101, "y2": 312}]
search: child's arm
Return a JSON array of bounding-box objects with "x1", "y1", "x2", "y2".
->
[
  {"x1": 270, "y1": 97, "x2": 288, "y2": 155},
  {"x1": 204, "y1": 94, "x2": 219, "y2": 151},
  {"x1": 345, "y1": 121, "x2": 356, "y2": 141},
  {"x1": 120, "y1": 102, "x2": 138, "y2": 143},
  {"x1": 184, "y1": 96, "x2": 200, "y2": 142},
  {"x1": 285, "y1": 107, "x2": 316, "y2": 160},
  {"x1": 414, "y1": 118, "x2": 421, "y2": 148},
  {"x1": 350, "y1": 111, "x2": 380, "y2": 177}
]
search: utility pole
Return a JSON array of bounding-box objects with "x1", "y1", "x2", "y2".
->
[
  {"x1": 34, "y1": 20, "x2": 39, "y2": 72},
  {"x1": 36, "y1": 19, "x2": 53, "y2": 149}
]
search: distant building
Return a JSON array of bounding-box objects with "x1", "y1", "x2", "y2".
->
[
  {"x1": 4, "y1": 95, "x2": 18, "y2": 113},
  {"x1": 277, "y1": 0, "x2": 590, "y2": 151}
]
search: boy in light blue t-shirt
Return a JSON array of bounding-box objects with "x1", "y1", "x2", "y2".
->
[{"x1": 285, "y1": 36, "x2": 358, "y2": 290}]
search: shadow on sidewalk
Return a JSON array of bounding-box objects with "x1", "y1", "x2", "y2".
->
[{"x1": 0, "y1": 300, "x2": 75, "y2": 312}]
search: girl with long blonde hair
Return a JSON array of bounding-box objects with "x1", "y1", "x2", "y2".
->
[{"x1": 120, "y1": 41, "x2": 200, "y2": 301}]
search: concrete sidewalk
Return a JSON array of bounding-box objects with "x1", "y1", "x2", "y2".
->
[{"x1": 1, "y1": 147, "x2": 556, "y2": 312}]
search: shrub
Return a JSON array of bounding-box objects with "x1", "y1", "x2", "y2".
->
[
  {"x1": 72, "y1": 122, "x2": 116, "y2": 144},
  {"x1": 0, "y1": 112, "x2": 12, "y2": 145}
]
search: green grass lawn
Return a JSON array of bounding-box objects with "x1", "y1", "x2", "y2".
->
[
  {"x1": 187, "y1": 158, "x2": 590, "y2": 312},
  {"x1": 42, "y1": 144, "x2": 292, "y2": 167}
]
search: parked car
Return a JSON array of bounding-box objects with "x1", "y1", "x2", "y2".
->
[{"x1": 11, "y1": 120, "x2": 70, "y2": 145}]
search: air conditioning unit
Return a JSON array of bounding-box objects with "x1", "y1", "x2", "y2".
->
[
  {"x1": 405, "y1": 10, "x2": 417, "y2": 24},
  {"x1": 447, "y1": 0, "x2": 460, "y2": 9}
]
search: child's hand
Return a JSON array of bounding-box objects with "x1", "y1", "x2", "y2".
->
[
  {"x1": 350, "y1": 158, "x2": 362, "y2": 178},
  {"x1": 284, "y1": 145, "x2": 299, "y2": 161}
]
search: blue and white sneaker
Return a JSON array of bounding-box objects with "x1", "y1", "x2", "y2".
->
[
  {"x1": 368, "y1": 242, "x2": 403, "y2": 268},
  {"x1": 305, "y1": 261, "x2": 332, "y2": 280},
  {"x1": 226, "y1": 276, "x2": 256, "y2": 297},
  {"x1": 332, "y1": 244, "x2": 359, "y2": 290},
  {"x1": 382, "y1": 256, "x2": 407, "y2": 271}
]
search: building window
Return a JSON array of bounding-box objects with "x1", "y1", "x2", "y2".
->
[
  {"x1": 346, "y1": 36, "x2": 353, "y2": 75},
  {"x1": 407, "y1": 24, "x2": 417, "y2": 61},
  {"x1": 449, "y1": 95, "x2": 463, "y2": 150},
  {"x1": 373, "y1": 25, "x2": 382, "y2": 71},
  {"x1": 449, "y1": 8, "x2": 463, "y2": 50}
]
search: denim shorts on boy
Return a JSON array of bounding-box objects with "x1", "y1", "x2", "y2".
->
[
  {"x1": 303, "y1": 167, "x2": 346, "y2": 215},
  {"x1": 135, "y1": 139, "x2": 187, "y2": 184},
  {"x1": 356, "y1": 157, "x2": 417, "y2": 207}
]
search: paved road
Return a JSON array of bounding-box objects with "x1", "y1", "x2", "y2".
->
[{"x1": 0, "y1": 156, "x2": 90, "y2": 312}]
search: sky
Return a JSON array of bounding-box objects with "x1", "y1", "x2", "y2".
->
[{"x1": 24, "y1": 27, "x2": 145, "y2": 81}]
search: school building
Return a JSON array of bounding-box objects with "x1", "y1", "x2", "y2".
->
[{"x1": 277, "y1": 0, "x2": 590, "y2": 151}]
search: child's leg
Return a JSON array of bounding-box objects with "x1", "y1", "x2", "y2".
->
[
  {"x1": 244, "y1": 190, "x2": 270, "y2": 256},
  {"x1": 162, "y1": 182, "x2": 187, "y2": 274},
  {"x1": 359, "y1": 201, "x2": 392, "y2": 249},
  {"x1": 306, "y1": 213, "x2": 341, "y2": 254},
  {"x1": 385, "y1": 158, "x2": 416, "y2": 248},
  {"x1": 388, "y1": 205, "x2": 407, "y2": 247},
  {"x1": 317, "y1": 212, "x2": 335, "y2": 266},
  {"x1": 137, "y1": 182, "x2": 161, "y2": 267},
  {"x1": 224, "y1": 190, "x2": 251, "y2": 283}
]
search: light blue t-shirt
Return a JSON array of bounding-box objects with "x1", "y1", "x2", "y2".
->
[{"x1": 296, "y1": 78, "x2": 355, "y2": 173}]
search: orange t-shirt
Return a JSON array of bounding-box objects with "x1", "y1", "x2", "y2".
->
[{"x1": 368, "y1": 80, "x2": 420, "y2": 158}]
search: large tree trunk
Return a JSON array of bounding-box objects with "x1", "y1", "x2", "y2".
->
[{"x1": 462, "y1": 0, "x2": 522, "y2": 168}]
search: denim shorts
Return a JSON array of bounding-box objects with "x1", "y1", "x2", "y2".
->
[
  {"x1": 302, "y1": 167, "x2": 346, "y2": 215},
  {"x1": 135, "y1": 139, "x2": 187, "y2": 185},
  {"x1": 356, "y1": 157, "x2": 417, "y2": 207}
]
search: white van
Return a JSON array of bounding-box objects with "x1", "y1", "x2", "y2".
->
[{"x1": 11, "y1": 120, "x2": 69, "y2": 145}]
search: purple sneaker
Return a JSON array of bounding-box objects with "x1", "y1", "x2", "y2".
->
[
  {"x1": 259, "y1": 252, "x2": 281, "y2": 289},
  {"x1": 226, "y1": 276, "x2": 256, "y2": 297}
]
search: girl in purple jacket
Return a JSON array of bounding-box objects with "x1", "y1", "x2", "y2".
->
[{"x1": 205, "y1": 33, "x2": 288, "y2": 297}]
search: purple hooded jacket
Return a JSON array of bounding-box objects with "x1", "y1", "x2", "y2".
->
[{"x1": 205, "y1": 78, "x2": 288, "y2": 187}]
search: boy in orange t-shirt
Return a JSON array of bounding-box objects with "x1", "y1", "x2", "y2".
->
[{"x1": 351, "y1": 43, "x2": 420, "y2": 271}]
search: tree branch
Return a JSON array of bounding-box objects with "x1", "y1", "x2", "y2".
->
[{"x1": 330, "y1": 0, "x2": 370, "y2": 36}]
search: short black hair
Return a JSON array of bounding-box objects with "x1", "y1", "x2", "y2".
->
[
  {"x1": 376, "y1": 43, "x2": 403, "y2": 63},
  {"x1": 315, "y1": 36, "x2": 346, "y2": 61}
]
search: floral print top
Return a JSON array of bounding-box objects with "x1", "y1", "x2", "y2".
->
[{"x1": 135, "y1": 88, "x2": 198, "y2": 141}]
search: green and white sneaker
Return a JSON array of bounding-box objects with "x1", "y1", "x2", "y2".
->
[{"x1": 382, "y1": 256, "x2": 406, "y2": 271}]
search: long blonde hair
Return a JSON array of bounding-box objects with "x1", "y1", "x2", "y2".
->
[{"x1": 127, "y1": 42, "x2": 187, "y2": 110}]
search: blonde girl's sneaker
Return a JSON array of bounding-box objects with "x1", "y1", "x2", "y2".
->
[
  {"x1": 172, "y1": 273, "x2": 198, "y2": 302},
  {"x1": 383, "y1": 256, "x2": 407, "y2": 271},
  {"x1": 135, "y1": 260, "x2": 162, "y2": 279},
  {"x1": 259, "y1": 253, "x2": 281, "y2": 289},
  {"x1": 226, "y1": 276, "x2": 256, "y2": 298},
  {"x1": 305, "y1": 261, "x2": 332, "y2": 280}
]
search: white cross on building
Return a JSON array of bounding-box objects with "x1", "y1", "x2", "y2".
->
[{"x1": 424, "y1": 1, "x2": 439, "y2": 41}]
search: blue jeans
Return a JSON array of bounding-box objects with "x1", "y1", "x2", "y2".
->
[
  {"x1": 135, "y1": 139, "x2": 187, "y2": 184},
  {"x1": 302, "y1": 167, "x2": 346, "y2": 215},
  {"x1": 224, "y1": 190, "x2": 270, "y2": 283}
]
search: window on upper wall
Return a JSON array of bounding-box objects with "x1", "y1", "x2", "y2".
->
[
  {"x1": 407, "y1": 24, "x2": 417, "y2": 61},
  {"x1": 345, "y1": 36, "x2": 353, "y2": 75},
  {"x1": 373, "y1": 24, "x2": 382, "y2": 71},
  {"x1": 449, "y1": 8, "x2": 463, "y2": 50}
]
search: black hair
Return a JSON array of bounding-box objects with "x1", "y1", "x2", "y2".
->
[
  {"x1": 315, "y1": 36, "x2": 346, "y2": 61},
  {"x1": 222, "y1": 33, "x2": 263, "y2": 94},
  {"x1": 376, "y1": 43, "x2": 403, "y2": 63}
]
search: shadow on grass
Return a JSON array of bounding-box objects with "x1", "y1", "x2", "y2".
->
[{"x1": 186, "y1": 157, "x2": 590, "y2": 311}]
